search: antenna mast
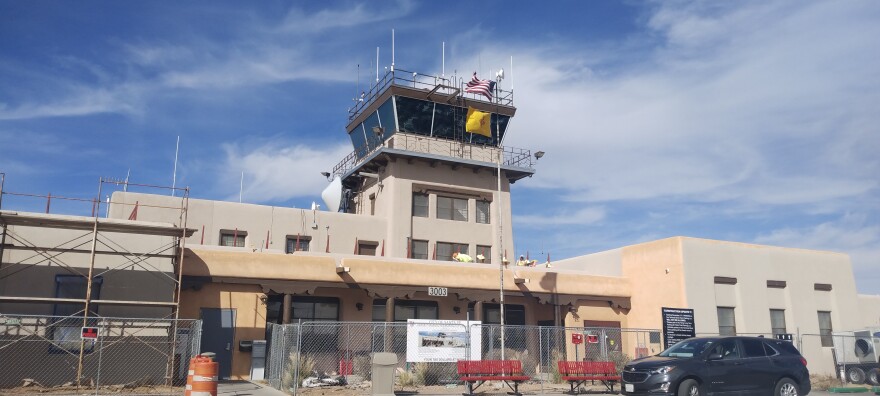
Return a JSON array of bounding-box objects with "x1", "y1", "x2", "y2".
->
[
  {"x1": 171, "y1": 136, "x2": 179, "y2": 197},
  {"x1": 391, "y1": 29, "x2": 395, "y2": 71}
]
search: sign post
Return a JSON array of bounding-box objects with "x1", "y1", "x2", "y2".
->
[
  {"x1": 661, "y1": 307, "x2": 695, "y2": 350},
  {"x1": 571, "y1": 333, "x2": 583, "y2": 361}
]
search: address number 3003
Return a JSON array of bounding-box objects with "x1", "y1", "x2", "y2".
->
[{"x1": 428, "y1": 287, "x2": 448, "y2": 296}]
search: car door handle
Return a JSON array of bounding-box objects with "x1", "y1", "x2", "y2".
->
[{"x1": 733, "y1": 362, "x2": 743, "y2": 365}]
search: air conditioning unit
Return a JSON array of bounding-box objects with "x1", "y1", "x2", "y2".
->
[{"x1": 852, "y1": 330, "x2": 880, "y2": 364}]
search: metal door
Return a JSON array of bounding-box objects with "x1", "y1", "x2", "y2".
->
[{"x1": 201, "y1": 308, "x2": 235, "y2": 379}]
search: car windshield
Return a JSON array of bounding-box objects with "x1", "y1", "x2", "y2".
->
[{"x1": 658, "y1": 339, "x2": 715, "y2": 358}]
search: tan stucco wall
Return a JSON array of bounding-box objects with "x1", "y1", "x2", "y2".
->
[
  {"x1": 620, "y1": 238, "x2": 688, "y2": 330},
  {"x1": 179, "y1": 283, "x2": 266, "y2": 380}
]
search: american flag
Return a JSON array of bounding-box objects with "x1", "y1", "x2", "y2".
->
[{"x1": 465, "y1": 72, "x2": 496, "y2": 101}]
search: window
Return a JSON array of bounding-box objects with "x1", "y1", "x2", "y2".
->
[
  {"x1": 742, "y1": 338, "x2": 767, "y2": 358},
  {"x1": 436, "y1": 242, "x2": 468, "y2": 261},
  {"x1": 358, "y1": 241, "x2": 378, "y2": 256},
  {"x1": 219, "y1": 230, "x2": 246, "y2": 247},
  {"x1": 717, "y1": 307, "x2": 736, "y2": 336},
  {"x1": 411, "y1": 240, "x2": 428, "y2": 260},
  {"x1": 707, "y1": 339, "x2": 740, "y2": 360},
  {"x1": 485, "y1": 304, "x2": 526, "y2": 349},
  {"x1": 770, "y1": 309, "x2": 787, "y2": 336},
  {"x1": 412, "y1": 193, "x2": 428, "y2": 218},
  {"x1": 293, "y1": 297, "x2": 339, "y2": 352},
  {"x1": 437, "y1": 196, "x2": 467, "y2": 221},
  {"x1": 394, "y1": 300, "x2": 438, "y2": 321},
  {"x1": 475, "y1": 245, "x2": 491, "y2": 262},
  {"x1": 372, "y1": 299, "x2": 387, "y2": 322},
  {"x1": 818, "y1": 311, "x2": 833, "y2": 347},
  {"x1": 51, "y1": 275, "x2": 102, "y2": 353},
  {"x1": 285, "y1": 236, "x2": 311, "y2": 253},
  {"x1": 476, "y1": 200, "x2": 490, "y2": 224}
]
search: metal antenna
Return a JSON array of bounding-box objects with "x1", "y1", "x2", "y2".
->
[{"x1": 171, "y1": 136, "x2": 180, "y2": 197}]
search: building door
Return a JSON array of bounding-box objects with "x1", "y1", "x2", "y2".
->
[{"x1": 201, "y1": 308, "x2": 235, "y2": 379}]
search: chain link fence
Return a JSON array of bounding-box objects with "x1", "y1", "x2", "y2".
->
[
  {"x1": 798, "y1": 332, "x2": 880, "y2": 386},
  {"x1": 0, "y1": 314, "x2": 201, "y2": 394},
  {"x1": 265, "y1": 322, "x2": 661, "y2": 395}
]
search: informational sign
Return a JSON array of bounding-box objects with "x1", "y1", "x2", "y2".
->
[
  {"x1": 661, "y1": 307, "x2": 695, "y2": 350},
  {"x1": 427, "y1": 287, "x2": 448, "y2": 297},
  {"x1": 406, "y1": 319, "x2": 481, "y2": 362},
  {"x1": 775, "y1": 333, "x2": 793, "y2": 341},
  {"x1": 571, "y1": 333, "x2": 584, "y2": 345},
  {"x1": 587, "y1": 334, "x2": 599, "y2": 344},
  {"x1": 81, "y1": 327, "x2": 99, "y2": 340}
]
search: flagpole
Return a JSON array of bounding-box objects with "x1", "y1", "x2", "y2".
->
[{"x1": 496, "y1": 115, "x2": 506, "y2": 360}]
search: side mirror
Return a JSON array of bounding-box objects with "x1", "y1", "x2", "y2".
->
[{"x1": 707, "y1": 353, "x2": 723, "y2": 361}]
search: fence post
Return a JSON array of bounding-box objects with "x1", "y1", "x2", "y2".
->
[{"x1": 293, "y1": 319, "x2": 302, "y2": 396}]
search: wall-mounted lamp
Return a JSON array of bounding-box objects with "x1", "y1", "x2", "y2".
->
[
  {"x1": 453, "y1": 306, "x2": 461, "y2": 314},
  {"x1": 356, "y1": 303, "x2": 364, "y2": 311},
  {"x1": 320, "y1": 171, "x2": 332, "y2": 181},
  {"x1": 534, "y1": 151, "x2": 545, "y2": 160},
  {"x1": 259, "y1": 295, "x2": 268, "y2": 305}
]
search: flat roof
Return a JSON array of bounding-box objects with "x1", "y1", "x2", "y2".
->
[{"x1": 0, "y1": 210, "x2": 197, "y2": 237}]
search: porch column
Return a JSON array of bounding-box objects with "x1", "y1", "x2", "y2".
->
[
  {"x1": 282, "y1": 294, "x2": 292, "y2": 324},
  {"x1": 473, "y1": 301, "x2": 483, "y2": 322}
]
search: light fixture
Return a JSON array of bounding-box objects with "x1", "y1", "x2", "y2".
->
[
  {"x1": 372, "y1": 126, "x2": 385, "y2": 136},
  {"x1": 356, "y1": 303, "x2": 364, "y2": 311},
  {"x1": 453, "y1": 306, "x2": 461, "y2": 314},
  {"x1": 320, "y1": 171, "x2": 331, "y2": 180},
  {"x1": 534, "y1": 151, "x2": 545, "y2": 160}
]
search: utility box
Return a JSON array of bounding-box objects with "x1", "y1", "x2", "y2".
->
[
  {"x1": 250, "y1": 340, "x2": 267, "y2": 380},
  {"x1": 371, "y1": 353, "x2": 397, "y2": 396}
]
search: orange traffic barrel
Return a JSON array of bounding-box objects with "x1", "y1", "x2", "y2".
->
[
  {"x1": 184, "y1": 355, "x2": 198, "y2": 396},
  {"x1": 191, "y1": 354, "x2": 218, "y2": 396}
]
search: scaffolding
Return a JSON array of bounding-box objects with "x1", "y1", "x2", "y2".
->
[{"x1": 0, "y1": 173, "x2": 196, "y2": 388}]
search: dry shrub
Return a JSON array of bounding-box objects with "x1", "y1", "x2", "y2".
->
[
  {"x1": 396, "y1": 368, "x2": 416, "y2": 388},
  {"x1": 809, "y1": 373, "x2": 848, "y2": 390},
  {"x1": 412, "y1": 362, "x2": 452, "y2": 386},
  {"x1": 607, "y1": 351, "x2": 633, "y2": 374},
  {"x1": 549, "y1": 350, "x2": 565, "y2": 384},
  {"x1": 281, "y1": 352, "x2": 316, "y2": 390}
]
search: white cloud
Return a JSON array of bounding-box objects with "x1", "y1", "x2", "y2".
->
[
  {"x1": 221, "y1": 142, "x2": 353, "y2": 203},
  {"x1": 515, "y1": 206, "x2": 605, "y2": 228}
]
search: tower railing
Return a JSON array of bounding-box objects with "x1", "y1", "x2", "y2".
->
[
  {"x1": 331, "y1": 132, "x2": 535, "y2": 178},
  {"x1": 347, "y1": 68, "x2": 514, "y2": 122}
]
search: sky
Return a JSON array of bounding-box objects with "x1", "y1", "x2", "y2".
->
[{"x1": 1, "y1": 1, "x2": 878, "y2": 294}]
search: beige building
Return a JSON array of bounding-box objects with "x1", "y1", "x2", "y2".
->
[{"x1": 2, "y1": 69, "x2": 879, "y2": 382}]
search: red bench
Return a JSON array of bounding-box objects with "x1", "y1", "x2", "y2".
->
[
  {"x1": 557, "y1": 361, "x2": 621, "y2": 393},
  {"x1": 458, "y1": 360, "x2": 530, "y2": 396}
]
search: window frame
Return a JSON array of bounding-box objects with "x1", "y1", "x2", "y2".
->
[
  {"x1": 412, "y1": 193, "x2": 429, "y2": 218},
  {"x1": 476, "y1": 200, "x2": 491, "y2": 224},
  {"x1": 437, "y1": 196, "x2": 468, "y2": 221},
  {"x1": 435, "y1": 241, "x2": 468, "y2": 261},
  {"x1": 285, "y1": 236, "x2": 311, "y2": 253},
  {"x1": 393, "y1": 300, "x2": 439, "y2": 322},
  {"x1": 769, "y1": 309, "x2": 787, "y2": 336},
  {"x1": 50, "y1": 275, "x2": 103, "y2": 354},
  {"x1": 219, "y1": 230, "x2": 246, "y2": 247},
  {"x1": 818, "y1": 311, "x2": 833, "y2": 347},
  {"x1": 717, "y1": 307, "x2": 737, "y2": 336},
  {"x1": 411, "y1": 239, "x2": 429, "y2": 260}
]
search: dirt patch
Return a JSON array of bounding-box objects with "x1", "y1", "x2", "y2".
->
[{"x1": 0, "y1": 385, "x2": 183, "y2": 395}]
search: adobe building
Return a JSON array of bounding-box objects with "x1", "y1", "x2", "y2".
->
[{"x1": 2, "y1": 69, "x2": 879, "y2": 381}]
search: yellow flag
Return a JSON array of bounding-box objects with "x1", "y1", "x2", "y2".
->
[{"x1": 466, "y1": 107, "x2": 492, "y2": 137}]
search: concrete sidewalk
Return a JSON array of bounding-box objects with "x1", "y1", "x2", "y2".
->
[{"x1": 218, "y1": 381, "x2": 287, "y2": 396}]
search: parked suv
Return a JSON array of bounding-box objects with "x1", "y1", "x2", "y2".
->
[{"x1": 621, "y1": 336, "x2": 810, "y2": 396}]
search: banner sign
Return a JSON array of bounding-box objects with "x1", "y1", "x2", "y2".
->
[
  {"x1": 661, "y1": 307, "x2": 695, "y2": 350},
  {"x1": 406, "y1": 319, "x2": 481, "y2": 362}
]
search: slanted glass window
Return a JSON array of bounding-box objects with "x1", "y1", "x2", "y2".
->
[
  {"x1": 411, "y1": 240, "x2": 428, "y2": 260},
  {"x1": 285, "y1": 236, "x2": 310, "y2": 253},
  {"x1": 476, "y1": 200, "x2": 490, "y2": 224},
  {"x1": 436, "y1": 242, "x2": 468, "y2": 261},
  {"x1": 770, "y1": 309, "x2": 786, "y2": 336},
  {"x1": 220, "y1": 231, "x2": 246, "y2": 247},
  {"x1": 432, "y1": 102, "x2": 467, "y2": 140},
  {"x1": 395, "y1": 96, "x2": 433, "y2": 135},
  {"x1": 717, "y1": 307, "x2": 736, "y2": 336},
  {"x1": 412, "y1": 193, "x2": 428, "y2": 217},
  {"x1": 377, "y1": 99, "x2": 397, "y2": 140},
  {"x1": 394, "y1": 300, "x2": 438, "y2": 321},
  {"x1": 349, "y1": 124, "x2": 369, "y2": 157},
  {"x1": 51, "y1": 275, "x2": 102, "y2": 353},
  {"x1": 818, "y1": 311, "x2": 833, "y2": 347},
  {"x1": 363, "y1": 110, "x2": 383, "y2": 152},
  {"x1": 437, "y1": 196, "x2": 467, "y2": 221}
]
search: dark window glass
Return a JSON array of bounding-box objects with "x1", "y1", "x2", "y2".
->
[
  {"x1": 394, "y1": 300, "x2": 439, "y2": 321},
  {"x1": 762, "y1": 341, "x2": 781, "y2": 356},
  {"x1": 220, "y1": 232, "x2": 246, "y2": 247},
  {"x1": 411, "y1": 240, "x2": 428, "y2": 260},
  {"x1": 476, "y1": 200, "x2": 490, "y2": 224},
  {"x1": 412, "y1": 193, "x2": 428, "y2": 217},
  {"x1": 363, "y1": 110, "x2": 383, "y2": 153},
  {"x1": 708, "y1": 339, "x2": 740, "y2": 360},
  {"x1": 293, "y1": 297, "x2": 339, "y2": 353},
  {"x1": 286, "y1": 237, "x2": 310, "y2": 253},
  {"x1": 437, "y1": 196, "x2": 467, "y2": 221},
  {"x1": 484, "y1": 304, "x2": 526, "y2": 350},
  {"x1": 358, "y1": 242, "x2": 378, "y2": 256},
  {"x1": 767, "y1": 340, "x2": 801, "y2": 355},
  {"x1": 717, "y1": 307, "x2": 736, "y2": 336},
  {"x1": 818, "y1": 311, "x2": 833, "y2": 347},
  {"x1": 349, "y1": 124, "x2": 369, "y2": 157},
  {"x1": 377, "y1": 99, "x2": 397, "y2": 140},
  {"x1": 475, "y1": 245, "x2": 491, "y2": 262},
  {"x1": 51, "y1": 276, "x2": 102, "y2": 353},
  {"x1": 432, "y1": 102, "x2": 466, "y2": 140},
  {"x1": 372, "y1": 299, "x2": 387, "y2": 322},
  {"x1": 395, "y1": 96, "x2": 433, "y2": 135},
  {"x1": 742, "y1": 339, "x2": 767, "y2": 357},
  {"x1": 436, "y1": 242, "x2": 468, "y2": 261}
]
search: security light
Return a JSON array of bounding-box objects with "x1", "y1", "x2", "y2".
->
[{"x1": 534, "y1": 151, "x2": 545, "y2": 159}]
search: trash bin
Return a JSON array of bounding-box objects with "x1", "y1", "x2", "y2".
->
[{"x1": 371, "y1": 352, "x2": 397, "y2": 396}]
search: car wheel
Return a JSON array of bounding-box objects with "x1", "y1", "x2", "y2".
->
[
  {"x1": 678, "y1": 379, "x2": 700, "y2": 396},
  {"x1": 774, "y1": 378, "x2": 799, "y2": 396},
  {"x1": 846, "y1": 366, "x2": 866, "y2": 384},
  {"x1": 868, "y1": 368, "x2": 880, "y2": 386}
]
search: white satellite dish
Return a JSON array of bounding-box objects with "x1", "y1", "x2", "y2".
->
[
  {"x1": 321, "y1": 177, "x2": 343, "y2": 212},
  {"x1": 496, "y1": 68, "x2": 505, "y2": 80}
]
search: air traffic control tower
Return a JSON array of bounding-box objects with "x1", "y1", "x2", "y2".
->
[{"x1": 322, "y1": 68, "x2": 541, "y2": 262}]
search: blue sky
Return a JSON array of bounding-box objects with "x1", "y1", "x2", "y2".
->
[{"x1": 1, "y1": 1, "x2": 878, "y2": 294}]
